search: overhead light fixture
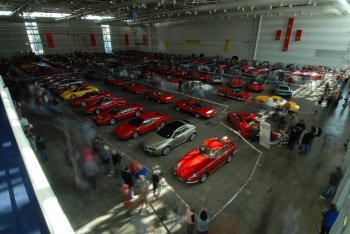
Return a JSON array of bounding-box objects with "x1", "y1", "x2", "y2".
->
[
  {"x1": 177, "y1": 13, "x2": 180, "y2": 16},
  {"x1": 237, "y1": 6, "x2": 240, "y2": 10},
  {"x1": 251, "y1": 5, "x2": 254, "y2": 11},
  {"x1": 289, "y1": 4, "x2": 293, "y2": 8},
  {"x1": 293, "y1": 13, "x2": 296, "y2": 16},
  {"x1": 209, "y1": 10, "x2": 211, "y2": 14},
  {"x1": 242, "y1": 7, "x2": 245, "y2": 11},
  {"x1": 214, "y1": 9, "x2": 217, "y2": 13},
  {"x1": 309, "y1": 12, "x2": 312, "y2": 16},
  {"x1": 270, "y1": 5, "x2": 273, "y2": 10},
  {"x1": 224, "y1": 9, "x2": 226, "y2": 13},
  {"x1": 313, "y1": 2, "x2": 317, "y2": 6},
  {"x1": 280, "y1": 2, "x2": 284, "y2": 7},
  {"x1": 254, "y1": 14, "x2": 257, "y2": 18}
]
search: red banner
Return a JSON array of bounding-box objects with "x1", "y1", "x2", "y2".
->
[
  {"x1": 45, "y1": 33, "x2": 54, "y2": 48},
  {"x1": 143, "y1": 34, "x2": 148, "y2": 45},
  {"x1": 124, "y1": 34, "x2": 129, "y2": 46},
  {"x1": 275, "y1": 30, "x2": 282, "y2": 40},
  {"x1": 295, "y1": 29, "x2": 302, "y2": 41},
  {"x1": 283, "y1": 18, "x2": 294, "y2": 51},
  {"x1": 90, "y1": 33, "x2": 96, "y2": 47}
]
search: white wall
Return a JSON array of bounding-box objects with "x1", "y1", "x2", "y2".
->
[
  {"x1": 255, "y1": 15, "x2": 350, "y2": 67},
  {"x1": 153, "y1": 16, "x2": 259, "y2": 60}
]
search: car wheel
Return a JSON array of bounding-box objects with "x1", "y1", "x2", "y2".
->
[
  {"x1": 109, "y1": 118, "x2": 116, "y2": 125},
  {"x1": 80, "y1": 101, "x2": 87, "y2": 107},
  {"x1": 135, "y1": 110, "x2": 141, "y2": 116},
  {"x1": 226, "y1": 153, "x2": 233, "y2": 163},
  {"x1": 159, "y1": 121, "x2": 166, "y2": 128},
  {"x1": 195, "y1": 113, "x2": 200, "y2": 119},
  {"x1": 70, "y1": 94, "x2": 77, "y2": 100},
  {"x1": 132, "y1": 132, "x2": 139, "y2": 139},
  {"x1": 175, "y1": 106, "x2": 180, "y2": 112},
  {"x1": 199, "y1": 173, "x2": 208, "y2": 183},
  {"x1": 189, "y1": 132, "x2": 196, "y2": 141},
  {"x1": 162, "y1": 146, "x2": 171, "y2": 155},
  {"x1": 95, "y1": 108, "x2": 100, "y2": 114}
]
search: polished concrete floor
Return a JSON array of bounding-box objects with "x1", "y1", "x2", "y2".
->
[{"x1": 20, "y1": 73, "x2": 348, "y2": 234}]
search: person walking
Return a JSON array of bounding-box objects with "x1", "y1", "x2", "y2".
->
[
  {"x1": 186, "y1": 206, "x2": 196, "y2": 234},
  {"x1": 287, "y1": 126, "x2": 299, "y2": 150},
  {"x1": 295, "y1": 119, "x2": 306, "y2": 144},
  {"x1": 152, "y1": 165, "x2": 163, "y2": 197},
  {"x1": 342, "y1": 91, "x2": 350, "y2": 108},
  {"x1": 135, "y1": 175, "x2": 150, "y2": 213},
  {"x1": 111, "y1": 150, "x2": 124, "y2": 184},
  {"x1": 26, "y1": 130, "x2": 37, "y2": 153},
  {"x1": 196, "y1": 208, "x2": 209, "y2": 234},
  {"x1": 321, "y1": 167, "x2": 343, "y2": 200},
  {"x1": 82, "y1": 147, "x2": 98, "y2": 191},
  {"x1": 299, "y1": 130, "x2": 314, "y2": 155},
  {"x1": 36, "y1": 136, "x2": 49, "y2": 161},
  {"x1": 100, "y1": 145, "x2": 111, "y2": 176},
  {"x1": 122, "y1": 166, "x2": 135, "y2": 197},
  {"x1": 319, "y1": 204, "x2": 339, "y2": 234},
  {"x1": 178, "y1": 78, "x2": 183, "y2": 93}
]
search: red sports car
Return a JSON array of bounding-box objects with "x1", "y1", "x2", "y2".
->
[
  {"x1": 92, "y1": 103, "x2": 144, "y2": 125},
  {"x1": 247, "y1": 81, "x2": 264, "y2": 92},
  {"x1": 174, "y1": 99, "x2": 217, "y2": 119},
  {"x1": 105, "y1": 78, "x2": 124, "y2": 86},
  {"x1": 228, "y1": 112, "x2": 259, "y2": 138},
  {"x1": 241, "y1": 66, "x2": 257, "y2": 74},
  {"x1": 83, "y1": 97, "x2": 125, "y2": 114},
  {"x1": 174, "y1": 137, "x2": 237, "y2": 183},
  {"x1": 230, "y1": 78, "x2": 243, "y2": 88},
  {"x1": 113, "y1": 112, "x2": 169, "y2": 140},
  {"x1": 55, "y1": 83, "x2": 89, "y2": 96},
  {"x1": 217, "y1": 88, "x2": 251, "y2": 100},
  {"x1": 120, "y1": 82, "x2": 145, "y2": 93},
  {"x1": 144, "y1": 89, "x2": 175, "y2": 103},
  {"x1": 70, "y1": 91, "x2": 110, "y2": 107}
]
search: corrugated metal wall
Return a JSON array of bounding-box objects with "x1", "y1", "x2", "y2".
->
[
  {"x1": 255, "y1": 15, "x2": 350, "y2": 67},
  {"x1": 0, "y1": 21, "x2": 31, "y2": 57}
]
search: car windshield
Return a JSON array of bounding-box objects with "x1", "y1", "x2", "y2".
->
[
  {"x1": 109, "y1": 108, "x2": 121, "y2": 114},
  {"x1": 198, "y1": 145, "x2": 216, "y2": 158},
  {"x1": 192, "y1": 103, "x2": 203, "y2": 109},
  {"x1": 156, "y1": 121, "x2": 183, "y2": 138},
  {"x1": 129, "y1": 117, "x2": 143, "y2": 126}
]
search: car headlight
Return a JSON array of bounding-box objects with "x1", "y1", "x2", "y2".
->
[
  {"x1": 206, "y1": 110, "x2": 214, "y2": 114},
  {"x1": 174, "y1": 163, "x2": 180, "y2": 170},
  {"x1": 165, "y1": 97, "x2": 171, "y2": 99}
]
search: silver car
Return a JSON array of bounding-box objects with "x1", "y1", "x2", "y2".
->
[
  {"x1": 274, "y1": 84, "x2": 293, "y2": 98},
  {"x1": 143, "y1": 120, "x2": 197, "y2": 155}
]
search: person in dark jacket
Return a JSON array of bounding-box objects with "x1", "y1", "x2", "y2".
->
[
  {"x1": 321, "y1": 167, "x2": 343, "y2": 200},
  {"x1": 295, "y1": 119, "x2": 306, "y2": 143},
  {"x1": 319, "y1": 204, "x2": 339, "y2": 234},
  {"x1": 287, "y1": 126, "x2": 299, "y2": 150},
  {"x1": 36, "y1": 136, "x2": 49, "y2": 161},
  {"x1": 299, "y1": 130, "x2": 314, "y2": 154},
  {"x1": 122, "y1": 166, "x2": 134, "y2": 197}
]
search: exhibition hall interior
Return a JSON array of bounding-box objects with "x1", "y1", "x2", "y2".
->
[{"x1": 2, "y1": 0, "x2": 350, "y2": 233}]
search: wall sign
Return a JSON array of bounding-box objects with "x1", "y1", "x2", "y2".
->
[
  {"x1": 184, "y1": 39, "x2": 201, "y2": 45},
  {"x1": 90, "y1": 33, "x2": 96, "y2": 47},
  {"x1": 224, "y1": 39, "x2": 231, "y2": 51},
  {"x1": 295, "y1": 30, "x2": 302, "y2": 41},
  {"x1": 45, "y1": 33, "x2": 54, "y2": 48},
  {"x1": 275, "y1": 30, "x2": 282, "y2": 40},
  {"x1": 283, "y1": 17, "x2": 294, "y2": 51}
]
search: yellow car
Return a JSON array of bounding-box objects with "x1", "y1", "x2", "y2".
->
[
  {"x1": 255, "y1": 95, "x2": 300, "y2": 112},
  {"x1": 60, "y1": 85, "x2": 99, "y2": 100}
]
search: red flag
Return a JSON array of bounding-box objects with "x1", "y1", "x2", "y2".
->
[
  {"x1": 124, "y1": 34, "x2": 129, "y2": 46},
  {"x1": 45, "y1": 33, "x2": 54, "y2": 48},
  {"x1": 143, "y1": 34, "x2": 148, "y2": 45},
  {"x1": 295, "y1": 29, "x2": 302, "y2": 41},
  {"x1": 283, "y1": 18, "x2": 294, "y2": 51},
  {"x1": 275, "y1": 30, "x2": 282, "y2": 40},
  {"x1": 90, "y1": 33, "x2": 96, "y2": 47}
]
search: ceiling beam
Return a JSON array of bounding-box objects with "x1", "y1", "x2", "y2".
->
[{"x1": 10, "y1": 0, "x2": 36, "y2": 16}]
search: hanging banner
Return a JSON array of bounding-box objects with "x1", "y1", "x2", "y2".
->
[
  {"x1": 295, "y1": 29, "x2": 302, "y2": 41},
  {"x1": 45, "y1": 33, "x2": 54, "y2": 48},
  {"x1": 124, "y1": 34, "x2": 129, "y2": 46},
  {"x1": 275, "y1": 30, "x2": 282, "y2": 40},
  {"x1": 282, "y1": 17, "x2": 294, "y2": 51},
  {"x1": 184, "y1": 39, "x2": 201, "y2": 45},
  {"x1": 259, "y1": 121, "x2": 271, "y2": 149},
  {"x1": 224, "y1": 39, "x2": 231, "y2": 51},
  {"x1": 163, "y1": 39, "x2": 168, "y2": 49},
  {"x1": 90, "y1": 33, "x2": 96, "y2": 47},
  {"x1": 143, "y1": 34, "x2": 148, "y2": 45}
]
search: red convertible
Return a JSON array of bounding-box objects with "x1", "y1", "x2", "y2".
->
[
  {"x1": 113, "y1": 112, "x2": 169, "y2": 140},
  {"x1": 174, "y1": 99, "x2": 217, "y2": 119},
  {"x1": 92, "y1": 103, "x2": 144, "y2": 125},
  {"x1": 120, "y1": 82, "x2": 146, "y2": 94},
  {"x1": 230, "y1": 78, "x2": 243, "y2": 88},
  {"x1": 144, "y1": 89, "x2": 175, "y2": 103},
  {"x1": 174, "y1": 137, "x2": 237, "y2": 183},
  {"x1": 217, "y1": 88, "x2": 251, "y2": 100},
  {"x1": 228, "y1": 112, "x2": 258, "y2": 138},
  {"x1": 70, "y1": 91, "x2": 110, "y2": 107},
  {"x1": 83, "y1": 97, "x2": 125, "y2": 114},
  {"x1": 247, "y1": 81, "x2": 264, "y2": 92}
]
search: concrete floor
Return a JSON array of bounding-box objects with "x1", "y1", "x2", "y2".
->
[{"x1": 20, "y1": 73, "x2": 347, "y2": 234}]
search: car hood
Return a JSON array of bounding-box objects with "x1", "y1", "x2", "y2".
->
[
  {"x1": 114, "y1": 122, "x2": 136, "y2": 135},
  {"x1": 200, "y1": 106, "x2": 215, "y2": 112},
  {"x1": 176, "y1": 149, "x2": 208, "y2": 179},
  {"x1": 144, "y1": 133, "x2": 169, "y2": 148}
]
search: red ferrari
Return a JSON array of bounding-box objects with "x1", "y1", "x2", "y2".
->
[
  {"x1": 70, "y1": 91, "x2": 110, "y2": 107},
  {"x1": 230, "y1": 78, "x2": 243, "y2": 88},
  {"x1": 174, "y1": 99, "x2": 217, "y2": 119},
  {"x1": 105, "y1": 78, "x2": 124, "y2": 86},
  {"x1": 217, "y1": 88, "x2": 251, "y2": 100},
  {"x1": 83, "y1": 97, "x2": 125, "y2": 114},
  {"x1": 247, "y1": 81, "x2": 264, "y2": 92},
  {"x1": 144, "y1": 89, "x2": 175, "y2": 103},
  {"x1": 113, "y1": 112, "x2": 169, "y2": 140},
  {"x1": 120, "y1": 81, "x2": 145, "y2": 94},
  {"x1": 92, "y1": 103, "x2": 144, "y2": 125},
  {"x1": 174, "y1": 137, "x2": 237, "y2": 183},
  {"x1": 228, "y1": 112, "x2": 258, "y2": 138},
  {"x1": 55, "y1": 83, "x2": 89, "y2": 96}
]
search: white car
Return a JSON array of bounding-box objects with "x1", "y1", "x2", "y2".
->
[
  {"x1": 186, "y1": 80, "x2": 213, "y2": 91},
  {"x1": 209, "y1": 76, "x2": 224, "y2": 84}
]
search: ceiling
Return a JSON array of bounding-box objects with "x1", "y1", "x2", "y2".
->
[{"x1": 1, "y1": 0, "x2": 350, "y2": 25}]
